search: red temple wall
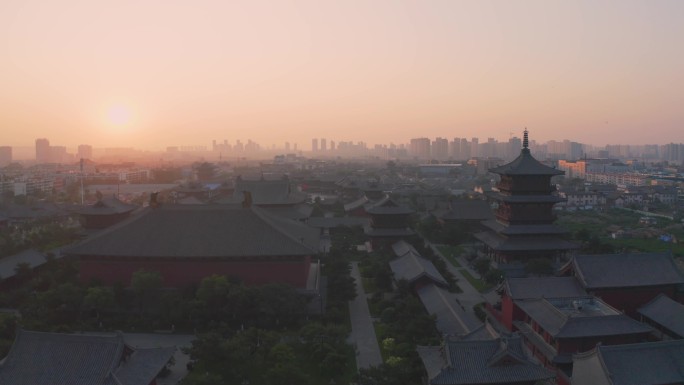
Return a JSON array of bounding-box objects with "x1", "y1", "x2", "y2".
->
[
  {"x1": 591, "y1": 286, "x2": 677, "y2": 316},
  {"x1": 79, "y1": 256, "x2": 312, "y2": 288},
  {"x1": 501, "y1": 295, "x2": 515, "y2": 330}
]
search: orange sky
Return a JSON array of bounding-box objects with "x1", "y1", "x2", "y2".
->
[{"x1": 1, "y1": 0, "x2": 683, "y2": 150}]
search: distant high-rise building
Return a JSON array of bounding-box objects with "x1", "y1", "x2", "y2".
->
[
  {"x1": 35, "y1": 138, "x2": 50, "y2": 163},
  {"x1": 0, "y1": 146, "x2": 12, "y2": 167},
  {"x1": 508, "y1": 137, "x2": 522, "y2": 160},
  {"x1": 432, "y1": 137, "x2": 449, "y2": 161},
  {"x1": 78, "y1": 144, "x2": 93, "y2": 160},
  {"x1": 410, "y1": 138, "x2": 431, "y2": 159},
  {"x1": 471, "y1": 137, "x2": 479, "y2": 158},
  {"x1": 49, "y1": 146, "x2": 68, "y2": 163},
  {"x1": 460, "y1": 138, "x2": 471, "y2": 159},
  {"x1": 450, "y1": 138, "x2": 461, "y2": 159},
  {"x1": 321, "y1": 138, "x2": 327, "y2": 151},
  {"x1": 312, "y1": 138, "x2": 319, "y2": 152},
  {"x1": 330, "y1": 141, "x2": 335, "y2": 151}
]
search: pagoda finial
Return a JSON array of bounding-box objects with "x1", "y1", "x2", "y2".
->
[{"x1": 522, "y1": 128, "x2": 530, "y2": 154}]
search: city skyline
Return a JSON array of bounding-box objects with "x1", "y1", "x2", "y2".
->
[{"x1": 1, "y1": 1, "x2": 684, "y2": 149}]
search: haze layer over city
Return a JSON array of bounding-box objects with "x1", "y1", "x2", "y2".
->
[{"x1": 2, "y1": 0, "x2": 684, "y2": 151}]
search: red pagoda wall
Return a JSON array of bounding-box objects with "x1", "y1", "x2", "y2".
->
[{"x1": 79, "y1": 255, "x2": 312, "y2": 288}]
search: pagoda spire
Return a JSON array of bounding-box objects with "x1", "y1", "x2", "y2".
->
[{"x1": 522, "y1": 128, "x2": 530, "y2": 154}]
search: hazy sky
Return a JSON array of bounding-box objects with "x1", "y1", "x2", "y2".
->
[{"x1": 1, "y1": 0, "x2": 683, "y2": 150}]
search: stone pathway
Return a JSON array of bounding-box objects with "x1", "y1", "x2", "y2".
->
[{"x1": 347, "y1": 261, "x2": 383, "y2": 370}]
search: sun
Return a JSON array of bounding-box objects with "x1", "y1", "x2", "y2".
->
[{"x1": 107, "y1": 105, "x2": 132, "y2": 126}]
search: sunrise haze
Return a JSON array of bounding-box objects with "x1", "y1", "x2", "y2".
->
[{"x1": 1, "y1": 0, "x2": 683, "y2": 149}]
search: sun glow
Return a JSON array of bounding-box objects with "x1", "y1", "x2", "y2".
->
[{"x1": 107, "y1": 106, "x2": 132, "y2": 126}]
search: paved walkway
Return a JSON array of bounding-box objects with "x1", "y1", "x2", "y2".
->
[
  {"x1": 347, "y1": 261, "x2": 383, "y2": 370},
  {"x1": 427, "y1": 242, "x2": 488, "y2": 315}
]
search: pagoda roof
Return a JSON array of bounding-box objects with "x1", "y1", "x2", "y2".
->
[
  {"x1": 567, "y1": 252, "x2": 684, "y2": 289},
  {"x1": 0, "y1": 330, "x2": 174, "y2": 385},
  {"x1": 417, "y1": 333, "x2": 554, "y2": 385},
  {"x1": 66, "y1": 204, "x2": 320, "y2": 258},
  {"x1": 474, "y1": 231, "x2": 579, "y2": 252},
  {"x1": 489, "y1": 130, "x2": 564, "y2": 176},
  {"x1": 571, "y1": 340, "x2": 684, "y2": 385},
  {"x1": 481, "y1": 220, "x2": 569, "y2": 236},
  {"x1": 486, "y1": 192, "x2": 565, "y2": 203}
]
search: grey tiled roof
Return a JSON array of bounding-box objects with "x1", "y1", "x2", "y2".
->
[
  {"x1": 390, "y1": 246, "x2": 447, "y2": 287},
  {"x1": 571, "y1": 252, "x2": 684, "y2": 289},
  {"x1": 262, "y1": 204, "x2": 314, "y2": 220},
  {"x1": 0, "y1": 330, "x2": 173, "y2": 385},
  {"x1": 505, "y1": 277, "x2": 586, "y2": 300},
  {"x1": 66, "y1": 205, "x2": 319, "y2": 258},
  {"x1": 638, "y1": 294, "x2": 684, "y2": 338},
  {"x1": 72, "y1": 197, "x2": 138, "y2": 216},
  {"x1": 306, "y1": 217, "x2": 370, "y2": 228},
  {"x1": 0, "y1": 249, "x2": 46, "y2": 280},
  {"x1": 365, "y1": 196, "x2": 414, "y2": 215},
  {"x1": 391, "y1": 240, "x2": 415, "y2": 257},
  {"x1": 343, "y1": 196, "x2": 369, "y2": 212},
  {"x1": 489, "y1": 149, "x2": 564, "y2": 176},
  {"x1": 418, "y1": 334, "x2": 555, "y2": 384},
  {"x1": 572, "y1": 340, "x2": 684, "y2": 385},
  {"x1": 417, "y1": 284, "x2": 480, "y2": 336},
  {"x1": 364, "y1": 227, "x2": 415, "y2": 237},
  {"x1": 515, "y1": 298, "x2": 652, "y2": 338},
  {"x1": 111, "y1": 346, "x2": 176, "y2": 385},
  {"x1": 224, "y1": 177, "x2": 307, "y2": 205}
]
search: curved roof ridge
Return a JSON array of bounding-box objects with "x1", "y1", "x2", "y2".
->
[{"x1": 250, "y1": 205, "x2": 318, "y2": 253}]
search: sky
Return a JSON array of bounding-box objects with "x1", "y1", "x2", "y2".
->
[{"x1": 1, "y1": 0, "x2": 683, "y2": 150}]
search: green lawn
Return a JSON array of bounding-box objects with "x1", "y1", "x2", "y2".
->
[
  {"x1": 607, "y1": 237, "x2": 684, "y2": 257},
  {"x1": 436, "y1": 245, "x2": 463, "y2": 267}
]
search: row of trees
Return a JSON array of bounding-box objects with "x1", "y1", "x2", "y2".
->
[
  {"x1": 182, "y1": 249, "x2": 358, "y2": 384},
  {"x1": 182, "y1": 323, "x2": 352, "y2": 385}
]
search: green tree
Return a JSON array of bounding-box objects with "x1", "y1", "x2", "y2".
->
[
  {"x1": 473, "y1": 259, "x2": 491, "y2": 276},
  {"x1": 83, "y1": 286, "x2": 116, "y2": 320},
  {"x1": 131, "y1": 269, "x2": 163, "y2": 315}
]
